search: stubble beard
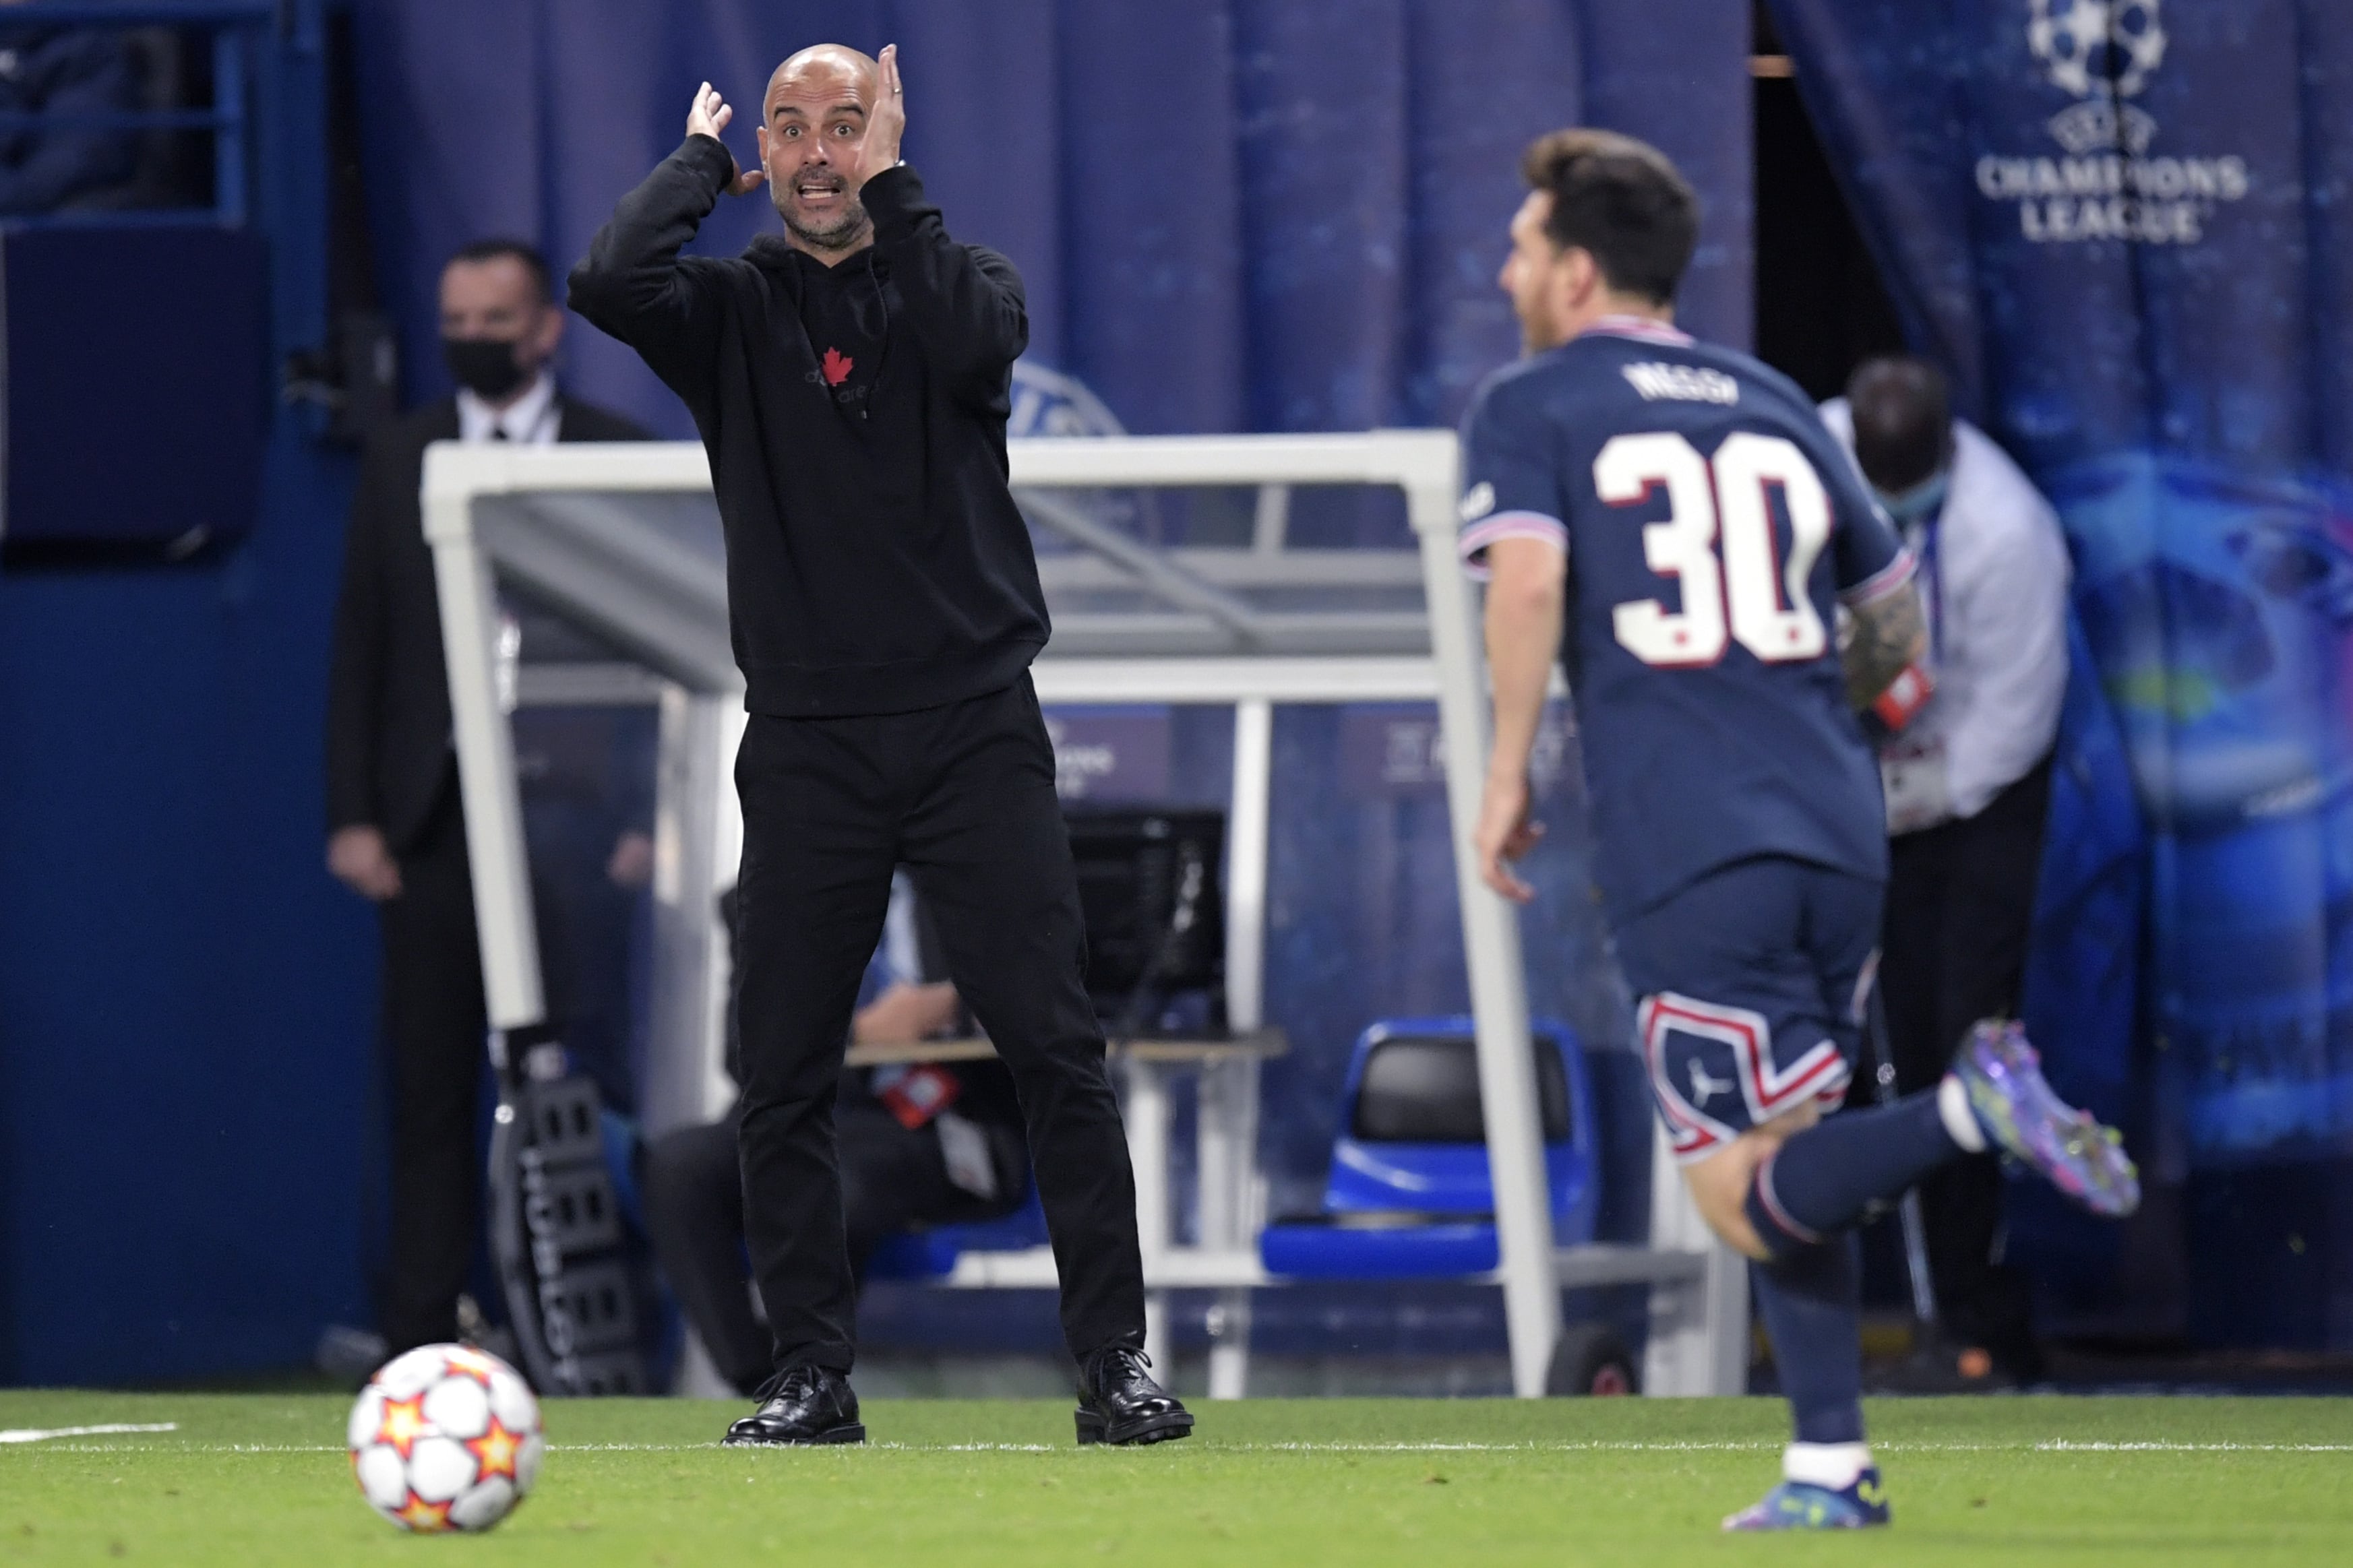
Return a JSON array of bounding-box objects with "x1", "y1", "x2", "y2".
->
[{"x1": 778, "y1": 194, "x2": 873, "y2": 255}]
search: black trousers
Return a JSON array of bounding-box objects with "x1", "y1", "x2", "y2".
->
[
  {"x1": 732, "y1": 676, "x2": 1145, "y2": 1373},
  {"x1": 642, "y1": 1098, "x2": 1017, "y2": 1395},
  {"x1": 1881, "y1": 754, "x2": 2054, "y2": 1365},
  {"x1": 376, "y1": 784, "x2": 489, "y2": 1354}
]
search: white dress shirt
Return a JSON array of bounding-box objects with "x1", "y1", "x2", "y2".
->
[
  {"x1": 456, "y1": 370, "x2": 561, "y2": 445},
  {"x1": 1820, "y1": 401, "x2": 2071, "y2": 834},
  {"x1": 880, "y1": 872, "x2": 923, "y2": 989},
  {"x1": 463, "y1": 371, "x2": 559, "y2": 719}
]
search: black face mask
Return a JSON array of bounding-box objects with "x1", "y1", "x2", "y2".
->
[{"x1": 442, "y1": 336, "x2": 530, "y2": 400}]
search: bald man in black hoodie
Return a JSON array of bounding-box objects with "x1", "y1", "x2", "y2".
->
[{"x1": 569, "y1": 44, "x2": 1188, "y2": 1449}]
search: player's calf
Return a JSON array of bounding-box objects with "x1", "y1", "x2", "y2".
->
[
  {"x1": 1746, "y1": 1231, "x2": 1876, "y2": 1515},
  {"x1": 1723, "y1": 1020, "x2": 2136, "y2": 1264},
  {"x1": 1686, "y1": 1137, "x2": 1881, "y2": 1523},
  {"x1": 1738, "y1": 1078, "x2": 1980, "y2": 1259},
  {"x1": 1675, "y1": 1073, "x2": 1986, "y2": 1536},
  {"x1": 1680, "y1": 1126, "x2": 1881, "y2": 1523}
]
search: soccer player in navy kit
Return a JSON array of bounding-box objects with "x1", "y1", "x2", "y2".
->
[{"x1": 1462, "y1": 129, "x2": 2140, "y2": 1530}]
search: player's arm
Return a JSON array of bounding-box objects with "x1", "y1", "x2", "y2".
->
[
  {"x1": 567, "y1": 84, "x2": 753, "y2": 363},
  {"x1": 1840, "y1": 574, "x2": 1927, "y2": 710},
  {"x1": 1475, "y1": 537, "x2": 1566, "y2": 904},
  {"x1": 1823, "y1": 444, "x2": 1928, "y2": 710},
  {"x1": 854, "y1": 49, "x2": 1028, "y2": 389}
]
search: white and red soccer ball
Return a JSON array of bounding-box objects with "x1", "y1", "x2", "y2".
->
[{"x1": 348, "y1": 1343, "x2": 544, "y2": 1533}]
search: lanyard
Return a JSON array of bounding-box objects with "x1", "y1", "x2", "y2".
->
[{"x1": 1912, "y1": 503, "x2": 1949, "y2": 666}]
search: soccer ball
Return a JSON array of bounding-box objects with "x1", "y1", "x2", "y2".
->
[{"x1": 348, "y1": 1343, "x2": 544, "y2": 1533}]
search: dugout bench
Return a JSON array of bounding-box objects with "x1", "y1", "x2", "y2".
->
[{"x1": 424, "y1": 431, "x2": 1747, "y2": 1400}]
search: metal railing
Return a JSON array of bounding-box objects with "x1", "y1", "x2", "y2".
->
[{"x1": 0, "y1": 0, "x2": 279, "y2": 228}]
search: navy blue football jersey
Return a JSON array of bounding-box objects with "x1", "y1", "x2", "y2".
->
[{"x1": 1457, "y1": 317, "x2": 1913, "y2": 925}]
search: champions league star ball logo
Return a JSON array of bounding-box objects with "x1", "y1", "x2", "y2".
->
[
  {"x1": 2029, "y1": 0, "x2": 2167, "y2": 156},
  {"x1": 2028, "y1": 0, "x2": 2166, "y2": 102},
  {"x1": 1976, "y1": 0, "x2": 2248, "y2": 245}
]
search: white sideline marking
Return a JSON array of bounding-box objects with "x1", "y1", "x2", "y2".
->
[
  {"x1": 0, "y1": 1423, "x2": 178, "y2": 1445},
  {"x1": 1224, "y1": 1439, "x2": 2353, "y2": 1455},
  {"x1": 900, "y1": 1439, "x2": 2353, "y2": 1458},
  {"x1": 17, "y1": 1435, "x2": 2350, "y2": 1457},
  {"x1": 2032, "y1": 1440, "x2": 2353, "y2": 1453}
]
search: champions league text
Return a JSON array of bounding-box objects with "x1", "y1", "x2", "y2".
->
[{"x1": 1976, "y1": 153, "x2": 2251, "y2": 246}]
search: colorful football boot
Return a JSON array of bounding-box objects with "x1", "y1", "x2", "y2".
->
[
  {"x1": 1721, "y1": 1468, "x2": 1891, "y2": 1531},
  {"x1": 1952, "y1": 1020, "x2": 2140, "y2": 1218}
]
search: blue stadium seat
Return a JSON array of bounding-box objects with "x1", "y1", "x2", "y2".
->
[
  {"x1": 861, "y1": 1186, "x2": 1051, "y2": 1280},
  {"x1": 1259, "y1": 1017, "x2": 1598, "y2": 1278}
]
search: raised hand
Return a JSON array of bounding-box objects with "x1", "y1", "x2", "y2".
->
[
  {"x1": 854, "y1": 44, "x2": 905, "y2": 188},
  {"x1": 685, "y1": 81, "x2": 766, "y2": 197}
]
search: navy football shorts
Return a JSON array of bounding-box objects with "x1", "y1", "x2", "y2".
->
[{"x1": 1612, "y1": 856, "x2": 1884, "y2": 1166}]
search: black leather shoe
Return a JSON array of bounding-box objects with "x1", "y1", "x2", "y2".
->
[
  {"x1": 1074, "y1": 1346, "x2": 1192, "y2": 1446},
  {"x1": 723, "y1": 1365, "x2": 865, "y2": 1446}
]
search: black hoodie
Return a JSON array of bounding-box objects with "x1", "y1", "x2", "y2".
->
[{"x1": 568, "y1": 135, "x2": 1049, "y2": 717}]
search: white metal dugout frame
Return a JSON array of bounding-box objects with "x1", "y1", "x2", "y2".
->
[{"x1": 423, "y1": 433, "x2": 1745, "y2": 1400}]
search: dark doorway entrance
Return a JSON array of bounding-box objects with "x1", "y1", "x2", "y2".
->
[{"x1": 1750, "y1": 2, "x2": 1906, "y2": 403}]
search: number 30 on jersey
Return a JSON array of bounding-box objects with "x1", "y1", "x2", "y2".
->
[{"x1": 1596, "y1": 431, "x2": 1831, "y2": 668}]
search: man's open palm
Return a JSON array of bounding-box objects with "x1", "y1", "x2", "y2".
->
[
  {"x1": 686, "y1": 82, "x2": 765, "y2": 196},
  {"x1": 855, "y1": 44, "x2": 906, "y2": 189}
]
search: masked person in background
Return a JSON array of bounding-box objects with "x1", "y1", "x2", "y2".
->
[
  {"x1": 1822, "y1": 356, "x2": 2072, "y2": 1387},
  {"x1": 326, "y1": 239, "x2": 650, "y2": 1357}
]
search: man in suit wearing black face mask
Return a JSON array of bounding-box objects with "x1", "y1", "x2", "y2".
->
[{"x1": 326, "y1": 238, "x2": 650, "y2": 1356}]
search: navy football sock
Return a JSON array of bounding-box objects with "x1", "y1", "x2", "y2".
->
[
  {"x1": 1752, "y1": 1233, "x2": 1865, "y2": 1446},
  {"x1": 1745, "y1": 1088, "x2": 1967, "y2": 1255}
]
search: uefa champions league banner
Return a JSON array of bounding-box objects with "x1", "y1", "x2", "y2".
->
[{"x1": 1774, "y1": 0, "x2": 2353, "y2": 1195}]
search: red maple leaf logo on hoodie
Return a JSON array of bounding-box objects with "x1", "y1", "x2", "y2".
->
[{"x1": 820, "y1": 347, "x2": 855, "y2": 386}]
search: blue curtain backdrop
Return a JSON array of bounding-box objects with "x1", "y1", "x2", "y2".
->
[
  {"x1": 1773, "y1": 0, "x2": 2353, "y2": 1347},
  {"x1": 346, "y1": 0, "x2": 1754, "y2": 1239},
  {"x1": 349, "y1": 0, "x2": 1752, "y2": 437}
]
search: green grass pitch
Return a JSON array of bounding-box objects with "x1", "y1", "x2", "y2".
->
[{"x1": 2, "y1": 1391, "x2": 2349, "y2": 1565}]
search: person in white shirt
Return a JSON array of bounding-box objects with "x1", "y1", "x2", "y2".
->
[{"x1": 1823, "y1": 356, "x2": 2071, "y2": 1386}]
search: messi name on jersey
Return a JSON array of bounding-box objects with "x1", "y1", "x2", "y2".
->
[{"x1": 1621, "y1": 361, "x2": 1739, "y2": 405}]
